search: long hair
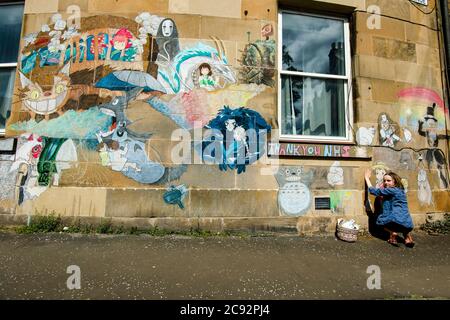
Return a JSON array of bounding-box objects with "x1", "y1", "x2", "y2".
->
[
  {"x1": 385, "y1": 171, "x2": 404, "y2": 189},
  {"x1": 198, "y1": 63, "x2": 212, "y2": 76}
]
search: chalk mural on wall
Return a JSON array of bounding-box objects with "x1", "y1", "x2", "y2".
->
[
  {"x1": 275, "y1": 166, "x2": 313, "y2": 216},
  {"x1": 417, "y1": 155, "x2": 432, "y2": 206},
  {"x1": 399, "y1": 87, "x2": 447, "y2": 131},
  {"x1": 378, "y1": 113, "x2": 401, "y2": 148},
  {"x1": 15, "y1": 14, "x2": 150, "y2": 130},
  {"x1": 135, "y1": 12, "x2": 164, "y2": 52},
  {"x1": 18, "y1": 63, "x2": 71, "y2": 120},
  {"x1": 20, "y1": 13, "x2": 145, "y2": 75},
  {"x1": 10, "y1": 107, "x2": 112, "y2": 140},
  {"x1": 356, "y1": 126, "x2": 375, "y2": 146},
  {"x1": 94, "y1": 88, "x2": 166, "y2": 184},
  {"x1": 156, "y1": 41, "x2": 237, "y2": 94},
  {"x1": 371, "y1": 161, "x2": 390, "y2": 188},
  {"x1": 327, "y1": 161, "x2": 344, "y2": 187},
  {"x1": 4, "y1": 9, "x2": 275, "y2": 203},
  {"x1": 20, "y1": 14, "x2": 78, "y2": 73},
  {"x1": 371, "y1": 156, "x2": 409, "y2": 193},
  {"x1": 155, "y1": 18, "x2": 180, "y2": 65},
  {"x1": 238, "y1": 39, "x2": 276, "y2": 87},
  {"x1": 373, "y1": 147, "x2": 417, "y2": 172},
  {"x1": 329, "y1": 190, "x2": 352, "y2": 214},
  {"x1": 95, "y1": 69, "x2": 166, "y2": 93},
  {"x1": 403, "y1": 128, "x2": 412, "y2": 143},
  {"x1": 146, "y1": 83, "x2": 267, "y2": 130},
  {"x1": 9, "y1": 134, "x2": 45, "y2": 204},
  {"x1": 417, "y1": 103, "x2": 448, "y2": 189},
  {"x1": 401, "y1": 178, "x2": 409, "y2": 193},
  {"x1": 9, "y1": 134, "x2": 77, "y2": 205},
  {"x1": 194, "y1": 62, "x2": 219, "y2": 91},
  {"x1": 238, "y1": 23, "x2": 275, "y2": 87},
  {"x1": 199, "y1": 106, "x2": 271, "y2": 174},
  {"x1": 163, "y1": 184, "x2": 188, "y2": 209},
  {"x1": 399, "y1": 150, "x2": 414, "y2": 170},
  {"x1": 398, "y1": 87, "x2": 448, "y2": 189}
]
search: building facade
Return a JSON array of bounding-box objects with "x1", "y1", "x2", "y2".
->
[{"x1": 0, "y1": 0, "x2": 449, "y2": 233}]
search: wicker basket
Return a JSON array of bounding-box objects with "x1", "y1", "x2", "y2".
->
[{"x1": 336, "y1": 220, "x2": 359, "y2": 242}]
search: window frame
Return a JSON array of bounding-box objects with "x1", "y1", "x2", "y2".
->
[
  {"x1": 277, "y1": 9, "x2": 354, "y2": 144},
  {"x1": 0, "y1": 1, "x2": 24, "y2": 136}
]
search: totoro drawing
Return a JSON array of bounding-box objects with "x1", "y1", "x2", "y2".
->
[{"x1": 275, "y1": 166, "x2": 313, "y2": 216}]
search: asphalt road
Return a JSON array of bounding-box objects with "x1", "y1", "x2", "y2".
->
[{"x1": 0, "y1": 231, "x2": 449, "y2": 300}]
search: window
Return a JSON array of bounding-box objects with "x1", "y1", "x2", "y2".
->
[
  {"x1": 278, "y1": 10, "x2": 352, "y2": 142},
  {"x1": 0, "y1": 2, "x2": 24, "y2": 134}
]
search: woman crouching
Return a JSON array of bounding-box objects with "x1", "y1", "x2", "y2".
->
[{"x1": 364, "y1": 169, "x2": 415, "y2": 247}]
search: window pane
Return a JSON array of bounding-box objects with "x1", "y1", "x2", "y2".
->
[
  {"x1": 0, "y1": 4, "x2": 24, "y2": 63},
  {"x1": 282, "y1": 12, "x2": 345, "y2": 75},
  {"x1": 281, "y1": 75, "x2": 346, "y2": 137},
  {"x1": 0, "y1": 68, "x2": 16, "y2": 130}
]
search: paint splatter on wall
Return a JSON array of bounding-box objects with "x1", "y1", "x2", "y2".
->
[{"x1": 330, "y1": 191, "x2": 352, "y2": 214}]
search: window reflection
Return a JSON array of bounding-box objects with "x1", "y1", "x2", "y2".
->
[
  {"x1": 282, "y1": 13, "x2": 345, "y2": 75},
  {"x1": 281, "y1": 75, "x2": 345, "y2": 137},
  {"x1": 0, "y1": 68, "x2": 16, "y2": 129},
  {"x1": 0, "y1": 4, "x2": 24, "y2": 63}
]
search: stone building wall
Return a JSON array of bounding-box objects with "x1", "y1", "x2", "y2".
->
[{"x1": 0, "y1": 0, "x2": 448, "y2": 233}]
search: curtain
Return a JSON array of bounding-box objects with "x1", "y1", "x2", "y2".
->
[
  {"x1": 281, "y1": 75, "x2": 293, "y2": 135},
  {"x1": 0, "y1": 68, "x2": 16, "y2": 128}
]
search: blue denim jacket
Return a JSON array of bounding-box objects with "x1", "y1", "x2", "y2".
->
[{"x1": 368, "y1": 187, "x2": 414, "y2": 229}]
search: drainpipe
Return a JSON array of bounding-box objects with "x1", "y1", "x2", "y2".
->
[
  {"x1": 438, "y1": 0, "x2": 450, "y2": 170},
  {"x1": 440, "y1": 0, "x2": 450, "y2": 86}
]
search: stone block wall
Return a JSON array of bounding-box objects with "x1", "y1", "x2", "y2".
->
[{"x1": 0, "y1": 0, "x2": 448, "y2": 234}]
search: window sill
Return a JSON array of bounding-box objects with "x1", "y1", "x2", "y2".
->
[
  {"x1": 278, "y1": 135, "x2": 355, "y2": 145},
  {"x1": 267, "y1": 141, "x2": 372, "y2": 159}
]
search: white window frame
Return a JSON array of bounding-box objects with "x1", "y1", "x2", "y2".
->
[
  {"x1": 0, "y1": 2, "x2": 24, "y2": 136},
  {"x1": 277, "y1": 10, "x2": 353, "y2": 143}
]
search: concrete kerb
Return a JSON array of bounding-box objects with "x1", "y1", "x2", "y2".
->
[{"x1": 0, "y1": 212, "x2": 447, "y2": 236}]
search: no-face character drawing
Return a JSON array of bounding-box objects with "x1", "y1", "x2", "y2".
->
[
  {"x1": 156, "y1": 18, "x2": 180, "y2": 64},
  {"x1": 275, "y1": 166, "x2": 314, "y2": 216},
  {"x1": 418, "y1": 103, "x2": 448, "y2": 189}
]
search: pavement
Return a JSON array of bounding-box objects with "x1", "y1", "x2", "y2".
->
[{"x1": 0, "y1": 230, "x2": 449, "y2": 300}]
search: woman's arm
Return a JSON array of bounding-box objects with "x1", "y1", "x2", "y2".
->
[
  {"x1": 365, "y1": 168, "x2": 396, "y2": 196},
  {"x1": 368, "y1": 186, "x2": 399, "y2": 197}
]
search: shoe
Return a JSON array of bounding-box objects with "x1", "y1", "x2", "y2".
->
[
  {"x1": 404, "y1": 235, "x2": 415, "y2": 248},
  {"x1": 405, "y1": 240, "x2": 415, "y2": 248},
  {"x1": 387, "y1": 238, "x2": 399, "y2": 247},
  {"x1": 387, "y1": 233, "x2": 399, "y2": 247}
]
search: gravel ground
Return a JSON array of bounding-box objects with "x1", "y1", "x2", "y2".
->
[{"x1": 0, "y1": 231, "x2": 449, "y2": 300}]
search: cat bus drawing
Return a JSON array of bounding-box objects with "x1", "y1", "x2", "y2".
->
[{"x1": 19, "y1": 63, "x2": 70, "y2": 120}]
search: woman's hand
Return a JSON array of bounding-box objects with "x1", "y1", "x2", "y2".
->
[
  {"x1": 365, "y1": 169, "x2": 372, "y2": 180},
  {"x1": 364, "y1": 169, "x2": 373, "y2": 188}
]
